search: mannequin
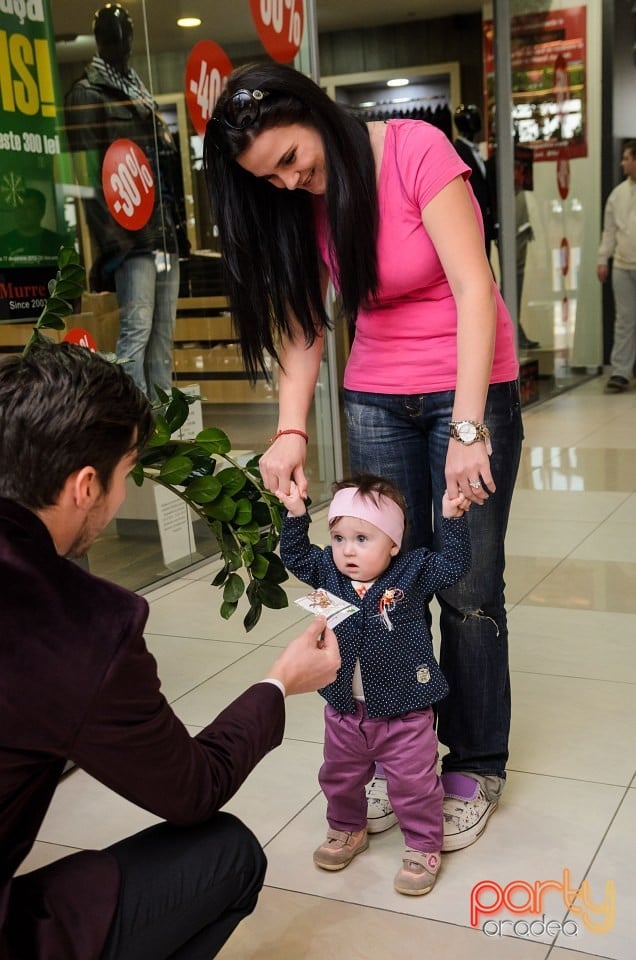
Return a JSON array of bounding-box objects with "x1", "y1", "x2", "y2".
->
[
  {"x1": 64, "y1": 3, "x2": 189, "y2": 397},
  {"x1": 453, "y1": 104, "x2": 497, "y2": 257}
]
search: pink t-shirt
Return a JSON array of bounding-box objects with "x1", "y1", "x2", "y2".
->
[{"x1": 314, "y1": 119, "x2": 518, "y2": 393}]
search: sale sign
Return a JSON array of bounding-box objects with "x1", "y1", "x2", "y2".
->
[
  {"x1": 101, "y1": 139, "x2": 155, "y2": 231},
  {"x1": 250, "y1": 0, "x2": 304, "y2": 63},
  {"x1": 185, "y1": 40, "x2": 233, "y2": 138}
]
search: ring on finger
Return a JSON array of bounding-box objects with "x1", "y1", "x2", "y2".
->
[{"x1": 468, "y1": 479, "x2": 482, "y2": 490}]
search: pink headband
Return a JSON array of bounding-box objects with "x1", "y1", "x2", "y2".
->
[{"x1": 328, "y1": 487, "x2": 405, "y2": 548}]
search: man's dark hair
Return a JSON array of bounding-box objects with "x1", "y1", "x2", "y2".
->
[{"x1": 0, "y1": 341, "x2": 153, "y2": 509}]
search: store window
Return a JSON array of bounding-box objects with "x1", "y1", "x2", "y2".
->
[{"x1": 0, "y1": 0, "x2": 338, "y2": 591}]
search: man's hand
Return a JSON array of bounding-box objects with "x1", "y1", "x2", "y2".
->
[
  {"x1": 266, "y1": 617, "x2": 340, "y2": 695},
  {"x1": 597, "y1": 264, "x2": 609, "y2": 283}
]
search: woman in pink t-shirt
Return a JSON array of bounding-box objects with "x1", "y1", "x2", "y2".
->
[{"x1": 204, "y1": 62, "x2": 523, "y2": 857}]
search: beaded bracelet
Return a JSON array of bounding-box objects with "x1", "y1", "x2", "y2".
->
[{"x1": 268, "y1": 428, "x2": 309, "y2": 444}]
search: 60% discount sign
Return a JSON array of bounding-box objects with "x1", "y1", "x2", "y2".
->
[
  {"x1": 250, "y1": 0, "x2": 304, "y2": 63},
  {"x1": 102, "y1": 139, "x2": 155, "y2": 231}
]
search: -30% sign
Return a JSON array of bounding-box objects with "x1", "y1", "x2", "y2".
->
[
  {"x1": 102, "y1": 139, "x2": 155, "y2": 231},
  {"x1": 185, "y1": 40, "x2": 233, "y2": 138},
  {"x1": 250, "y1": 0, "x2": 304, "y2": 63}
]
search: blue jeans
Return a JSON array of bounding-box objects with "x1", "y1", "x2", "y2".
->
[
  {"x1": 344, "y1": 380, "x2": 523, "y2": 778},
  {"x1": 115, "y1": 252, "x2": 180, "y2": 398}
]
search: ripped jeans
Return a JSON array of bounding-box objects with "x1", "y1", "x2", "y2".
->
[{"x1": 344, "y1": 380, "x2": 523, "y2": 778}]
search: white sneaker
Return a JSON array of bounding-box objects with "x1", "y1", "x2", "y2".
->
[
  {"x1": 442, "y1": 786, "x2": 498, "y2": 852},
  {"x1": 366, "y1": 777, "x2": 398, "y2": 834}
]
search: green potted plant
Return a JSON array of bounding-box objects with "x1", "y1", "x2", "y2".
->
[{"x1": 24, "y1": 247, "x2": 288, "y2": 632}]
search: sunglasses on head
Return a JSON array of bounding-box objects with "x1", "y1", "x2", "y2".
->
[{"x1": 221, "y1": 88, "x2": 268, "y2": 130}]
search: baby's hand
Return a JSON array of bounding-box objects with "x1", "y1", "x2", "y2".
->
[
  {"x1": 276, "y1": 480, "x2": 307, "y2": 516},
  {"x1": 443, "y1": 490, "x2": 470, "y2": 518}
]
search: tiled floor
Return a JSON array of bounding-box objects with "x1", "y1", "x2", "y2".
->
[{"x1": 21, "y1": 377, "x2": 636, "y2": 959}]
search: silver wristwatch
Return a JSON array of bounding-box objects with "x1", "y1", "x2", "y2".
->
[{"x1": 449, "y1": 419, "x2": 491, "y2": 446}]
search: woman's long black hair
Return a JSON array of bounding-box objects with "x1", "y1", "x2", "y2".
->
[{"x1": 203, "y1": 61, "x2": 378, "y2": 381}]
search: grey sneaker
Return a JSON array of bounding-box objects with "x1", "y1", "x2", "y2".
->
[
  {"x1": 313, "y1": 828, "x2": 369, "y2": 871},
  {"x1": 394, "y1": 849, "x2": 441, "y2": 896},
  {"x1": 366, "y1": 776, "x2": 398, "y2": 834},
  {"x1": 442, "y1": 773, "x2": 502, "y2": 852}
]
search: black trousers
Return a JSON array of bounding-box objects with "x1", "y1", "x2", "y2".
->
[{"x1": 100, "y1": 813, "x2": 266, "y2": 960}]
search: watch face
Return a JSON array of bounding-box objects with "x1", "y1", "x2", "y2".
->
[{"x1": 458, "y1": 421, "x2": 477, "y2": 443}]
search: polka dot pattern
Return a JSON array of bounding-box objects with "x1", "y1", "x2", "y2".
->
[{"x1": 280, "y1": 513, "x2": 471, "y2": 718}]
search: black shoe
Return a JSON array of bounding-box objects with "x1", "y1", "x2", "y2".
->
[
  {"x1": 519, "y1": 337, "x2": 540, "y2": 350},
  {"x1": 604, "y1": 375, "x2": 629, "y2": 394}
]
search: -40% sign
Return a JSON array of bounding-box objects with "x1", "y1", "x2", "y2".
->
[
  {"x1": 185, "y1": 41, "x2": 233, "y2": 138},
  {"x1": 250, "y1": 0, "x2": 304, "y2": 63},
  {"x1": 102, "y1": 139, "x2": 155, "y2": 231}
]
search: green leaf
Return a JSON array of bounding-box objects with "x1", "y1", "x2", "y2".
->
[
  {"x1": 131, "y1": 462, "x2": 145, "y2": 487},
  {"x1": 216, "y1": 467, "x2": 246, "y2": 496},
  {"x1": 158, "y1": 455, "x2": 193, "y2": 485},
  {"x1": 147, "y1": 415, "x2": 171, "y2": 446},
  {"x1": 154, "y1": 386, "x2": 170, "y2": 405},
  {"x1": 203, "y1": 495, "x2": 236, "y2": 522},
  {"x1": 260, "y1": 552, "x2": 288, "y2": 584},
  {"x1": 211, "y1": 565, "x2": 229, "y2": 587},
  {"x1": 37, "y1": 312, "x2": 66, "y2": 331},
  {"x1": 165, "y1": 394, "x2": 190, "y2": 433},
  {"x1": 241, "y1": 544, "x2": 254, "y2": 566},
  {"x1": 223, "y1": 573, "x2": 245, "y2": 603},
  {"x1": 58, "y1": 246, "x2": 80, "y2": 268},
  {"x1": 44, "y1": 296, "x2": 74, "y2": 318},
  {"x1": 220, "y1": 599, "x2": 238, "y2": 620},
  {"x1": 183, "y1": 476, "x2": 222, "y2": 503},
  {"x1": 233, "y1": 498, "x2": 253, "y2": 526},
  {"x1": 243, "y1": 602, "x2": 263, "y2": 632},
  {"x1": 195, "y1": 427, "x2": 231, "y2": 454},
  {"x1": 236, "y1": 521, "x2": 260, "y2": 544},
  {"x1": 257, "y1": 582, "x2": 289, "y2": 610},
  {"x1": 250, "y1": 554, "x2": 269, "y2": 579},
  {"x1": 252, "y1": 501, "x2": 273, "y2": 526},
  {"x1": 53, "y1": 277, "x2": 84, "y2": 300}
]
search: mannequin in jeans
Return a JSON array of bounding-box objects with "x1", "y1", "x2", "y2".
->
[{"x1": 64, "y1": 3, "x2": 188, "y2": 398}]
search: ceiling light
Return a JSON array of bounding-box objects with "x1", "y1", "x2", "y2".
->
[
  {"x1": 391, "y1": 97, "x2": 410, "y2": 103},
  {"x1": 359, "y1": 100, "x2": 377, "y2": 108},
  {"x1": 387, "y1": 78, "x2": 409, "y2": 88},
  {"x1": 177, "y1": 16, "x2": 201, "y2": 28}
]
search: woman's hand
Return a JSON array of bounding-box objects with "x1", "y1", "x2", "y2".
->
[
  {"x1": 445, "y1": 439, "x2": 495, "y2": 505},
  {"x1": 259, "y1": 434, "x2": 309, "y2": 497}
]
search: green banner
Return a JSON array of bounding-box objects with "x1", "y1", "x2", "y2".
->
[{"x1": 0, "y1": 0, "x2": 72, "y2": 317}]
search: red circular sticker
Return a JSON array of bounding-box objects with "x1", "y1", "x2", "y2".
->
[
  {"x1": 560, "y1": 237, "x2": 570, "y2": 276},
  {"x1": 63, "y1": 328, "x2": 98, "y2": 351},
  {"x1": 102, "y1": 140, "x2": 155, "y2": 231},
  {"x1": 250, "y1": 0, "x2": 304, "y2": 63},
  {"x1": 185, "y1": 40, "x2": 233, "y2": 138},
  {"x1": 556, "y1": 147, "x2": 570, "y2": 200}
]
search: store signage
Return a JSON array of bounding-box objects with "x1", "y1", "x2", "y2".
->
[
  {"x1": 0, "y1": 0, "x2": 69, "y2": 318},
  {"x1": 250, "y1": 0, "x2": 304, "y2": 63},
  {"x1": 185, "y1": 39, "x2": 233, "y2": 138},
  {"x1": 101, "y1": 139, "x2": 155, "y2": 231},
  {"x1": 63, "y1": 327, "x2": 97, "y2": 351},
  {"x1": 483, "y1": 7, "x2": 587, "y2": 162}
]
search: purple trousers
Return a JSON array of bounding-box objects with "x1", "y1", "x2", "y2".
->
[{"x1": 319, "y1": 701, "x2": 443, "y2": 852}]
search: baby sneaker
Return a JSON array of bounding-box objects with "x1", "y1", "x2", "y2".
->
[
  {"x1": 313, "y1": 828, "x2": 369, "y2": 871},
  {"x1": 394, "y1": 849, "x2": 441, "y2": 896}
]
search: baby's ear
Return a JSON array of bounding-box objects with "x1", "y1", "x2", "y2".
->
[{"x1": 390, "y1": 543, "x2": 400, "y2": 557}]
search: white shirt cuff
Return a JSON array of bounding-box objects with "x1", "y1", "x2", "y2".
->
[{"x1": 260, "y1": 678, "x2": 286, "y2": 698}]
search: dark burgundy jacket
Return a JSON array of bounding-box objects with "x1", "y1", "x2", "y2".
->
[{"x1": 0, "y1": 498, "x2": 285, "y2": 959}]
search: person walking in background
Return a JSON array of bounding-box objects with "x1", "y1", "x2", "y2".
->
[
  {"x1": 597, "y1": 139, "x2": 636, "y2": 394},
  {"x1": 204, "y1": 61, "x2": 522, "y2": 854},
  {"x1": 0, "y1": 188, "x2": 65, "y2": 264},
  {"x1": 278, "y1": 474, "x2": 470, "y2": 894}
]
